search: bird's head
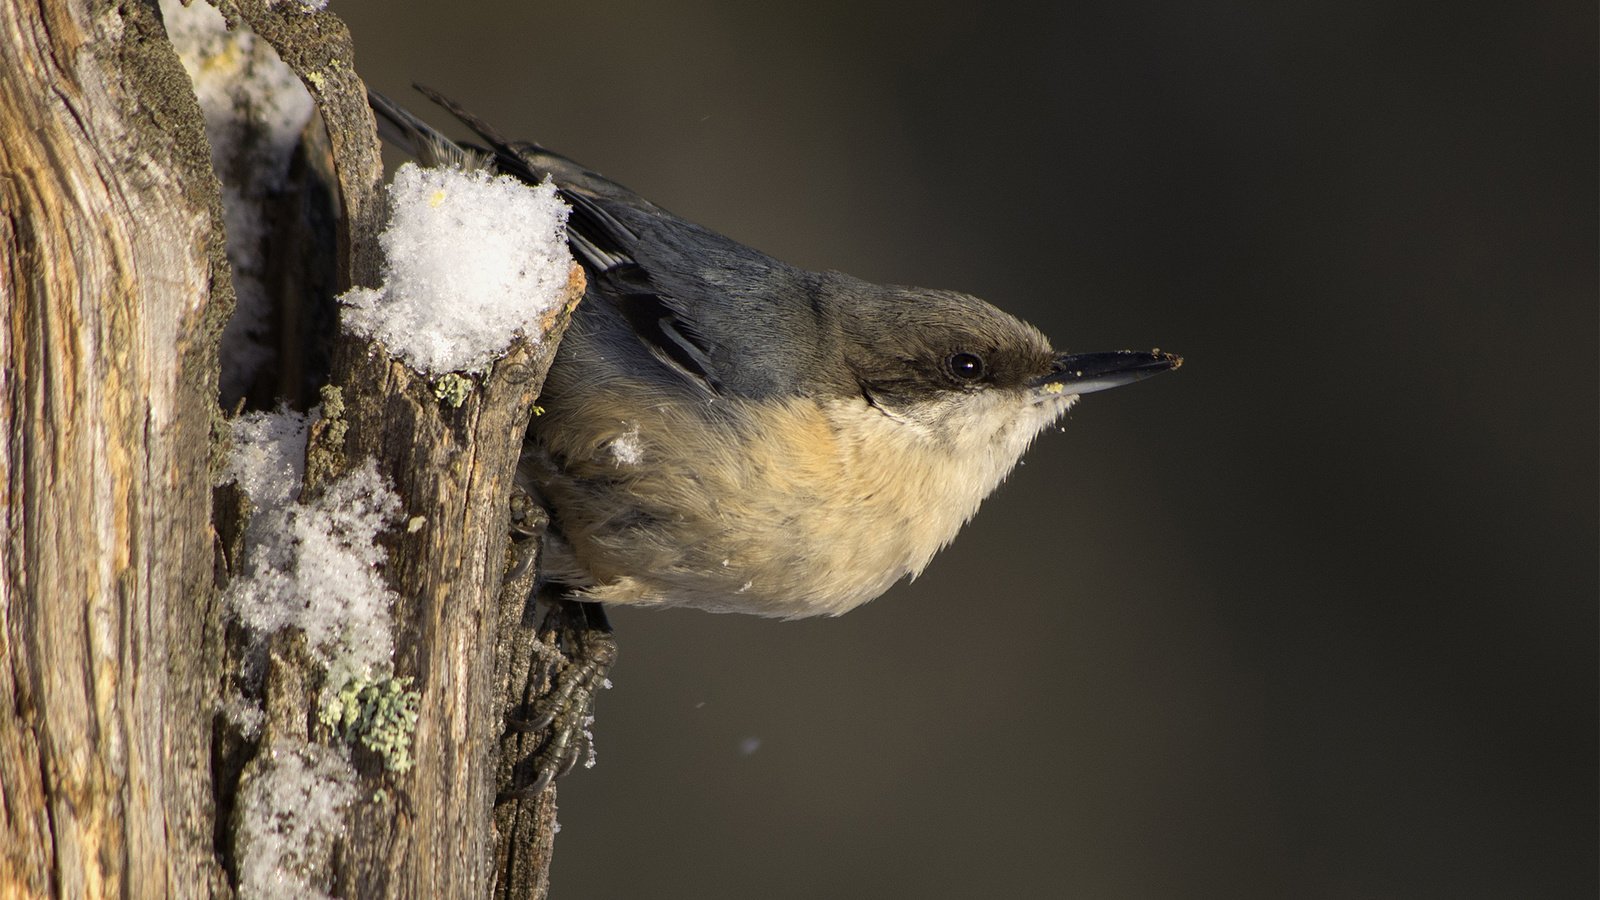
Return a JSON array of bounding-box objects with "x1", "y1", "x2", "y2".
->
[{"x1": 837, "y1": 285, "x2": 1181, "y2": 457}]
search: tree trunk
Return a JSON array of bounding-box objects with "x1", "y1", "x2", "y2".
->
[
  {"x1": 0, "y1": 0, "x2": 233, "y2": 895},
  {"x1": 1, "y1": 0, "x2": 579, "y2": 895}
]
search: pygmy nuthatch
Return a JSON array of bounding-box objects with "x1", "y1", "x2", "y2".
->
[
  {"x1": 375, "y1": 87, "x2": 1179, "y2": 618},
  {"x1": 371, "y1": 87, "x2": 1180, "y2": 787}
]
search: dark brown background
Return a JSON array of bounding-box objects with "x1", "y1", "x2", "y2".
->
[{"x1": 333, "y1": 2, "x2": 1595, "y2": 896}]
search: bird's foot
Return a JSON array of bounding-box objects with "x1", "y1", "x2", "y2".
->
[
  {"x1": 505, "y1": 487, "x2": 548, "y2": 582},
  {"x1": 499, "y1": 600, "x2": 616, "y2": 801}
]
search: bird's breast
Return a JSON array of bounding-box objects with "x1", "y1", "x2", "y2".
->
[{"x1": 532, "y1": 385, "x2": 1050, "y2": 618}]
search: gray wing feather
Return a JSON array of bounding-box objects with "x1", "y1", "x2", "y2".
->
[{"x1": 371, "y1": 87, "x2": 837, "y2": 398}]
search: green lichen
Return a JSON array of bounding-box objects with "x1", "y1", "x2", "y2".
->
[
  {"x1": 434, "y1": 372, "x2": 473, "y2": 407},
  {"x1": 321, "y1": 675, "x2": 421, "y2": 773}
]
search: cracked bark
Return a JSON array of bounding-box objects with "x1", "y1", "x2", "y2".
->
[{"x1": 0, "y1": 0, "x2": 231, "y2": 894}]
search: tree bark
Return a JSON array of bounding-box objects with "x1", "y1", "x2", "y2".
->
[
  {"x1": 304, "y1": 294, "x2": 580, "y2": 899},
  {"x1": 0, "y1": 0, "x2": 233, "y2": 895},
  {"x1": 1, "y1": 0, "x2": 582, "y2": 896}
]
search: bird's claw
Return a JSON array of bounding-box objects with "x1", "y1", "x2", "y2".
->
[
  {"x1": 509, "y1": 486, "x2": 548, "y2": 538},
  {"x1": 505, "y1": 487, "x2": 549, "y2": 583},
  {"x1": 498, "y1": 600, "x2": 615, "y2": 802}
]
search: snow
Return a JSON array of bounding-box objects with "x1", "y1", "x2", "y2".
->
[
  {"x1": 583, "y1": 716, "x2": 598, "y2": 769},
  {"x1": 608, "y1": 422, "x2": 644, "y2": 466},
  {"x1": 222, "y1": 415, "x2": 408, "y2": 894},
  {"x1": 236, "y1": 739, "x2": 357, "y2": 900},
  {"x1": 341, "y1": 163, "x2": 573, "y2": 375},
  {"x1": 223, "y1": 410, "x2": 402, "y2": 708},
  {"x1": 220, "y1": 692, "x2": 266, "y2": 741},
  {"x1": 224, "y1": 409, "x2": 310, "y2": 511}
]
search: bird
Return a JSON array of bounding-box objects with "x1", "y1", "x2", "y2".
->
[{"x1": 369, "y1": 86, "x2": 1181, "y2": 792}]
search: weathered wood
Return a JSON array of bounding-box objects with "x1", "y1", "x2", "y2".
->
[
  {"x1": 0, "y1": 0, "x2": 232, "y2": 895},
  {"x1": 492, "y1": 520, "x2": 566, "y2": 899},
  {"x1": 3, "y1": 0, "x2": 584, "y2": 893},
  {"x1": 217, "y1": 0, "x2": 387, "y2": 294},
  {"x1": 215, "y1": 5, "x2": 585, "y2": 896},
  {"x1": 320, "y1": 280, "x2": 582, "y2": 898}
]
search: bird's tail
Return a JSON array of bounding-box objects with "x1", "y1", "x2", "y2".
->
[
  {"x1": 366, "y1": 86, "x2": 650, "y2": 274},
  {"x1": 372, "y1": 85, "x2": 643, "y2": 205},
  {"x1": 367, "y1": 88, "x2": 491, "y2": 172}
]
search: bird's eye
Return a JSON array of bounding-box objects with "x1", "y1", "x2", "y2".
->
[{"x1": 946, "y1": 352, "x2": 985, "y2": 381}]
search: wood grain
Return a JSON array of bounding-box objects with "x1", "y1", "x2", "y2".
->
[{"x1": 0, "y1": 0, "x2": 232, "y2": 894}]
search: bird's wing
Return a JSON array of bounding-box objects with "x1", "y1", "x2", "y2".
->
[{"x1": 372, "y1": 87, "x2": 821, "y2": 398}]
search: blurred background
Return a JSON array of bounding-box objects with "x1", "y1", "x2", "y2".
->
[{"x1": 336, "y1": 2, "x2": 1594, "y2": 896}]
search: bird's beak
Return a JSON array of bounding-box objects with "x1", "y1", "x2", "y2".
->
[{"x1": 1032, "y1": 349, "x2": 1183, "y2": 396}]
